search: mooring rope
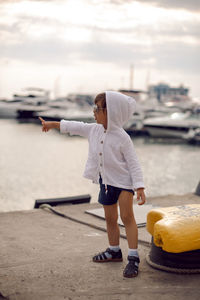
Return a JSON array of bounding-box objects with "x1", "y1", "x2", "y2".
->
[
  {"x1": 39, "y1": 204, "x2": 151, "y2": 247},
  {"x1": 40, "y1": 204, "x2": 200, "y2": 274}
]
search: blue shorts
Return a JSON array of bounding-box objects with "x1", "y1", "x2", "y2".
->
[{"x1": 98, "y1": 176, "x2": 134, "y2": 206}]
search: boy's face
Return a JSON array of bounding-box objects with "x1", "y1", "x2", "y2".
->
[{"x1": 93, "y1": 100, "x2": 107, "y2": 129}]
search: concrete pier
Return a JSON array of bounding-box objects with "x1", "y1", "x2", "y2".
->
[{"x1": 0, "y1": 193, "x2": 200, "y2": 300}]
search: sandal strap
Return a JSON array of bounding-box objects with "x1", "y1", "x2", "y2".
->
[
  {"x1": 96, "y1": 248, "x2": 112, "y2": 258},
  {"x1": 93, "y1": 248, "x2": 121, "y2": 261},
  {"x1": 105, "y1": 247, "x2": 113, "y2": 255},
  {"x1": 98, "y1": 252, "x2": 107, "y2": 260},
  {"x1": 127, "y1": 255, "x2": 140, "y2": 263},
  {"x1": 123, "y1": 256, "x2": 140, "y2": 277}
]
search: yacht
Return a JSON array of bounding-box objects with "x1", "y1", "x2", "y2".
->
[
  {"x1": 13, "y1": 87, "x2": 50, "y2": 105},
  {"x1": 36, "y1": 98, "x2": 94, "y2": 123},
  {"x1": 37, "y1": 106, "x2": 94, "y2": 123},
  {"x1": 0, "y1": 88, "x2": 50, "y2": 118},
  {"x1": 0, "y1": 99, "x2": 20, "y2": 118},
  {"x1": 143, "y1": 111, "x2": 200, "y2": 139},
  {"x1": 184, "y1": 128, "x2": 200, "y2": 144},
  {"x1": 123, "y1": 113, "x2": 145, "y2": 134}
]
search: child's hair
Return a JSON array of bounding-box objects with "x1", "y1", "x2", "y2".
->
[{"x1": 95, "y1": 93, "x2": 106, "y2": 109}]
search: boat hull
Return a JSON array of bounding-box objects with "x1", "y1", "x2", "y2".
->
[{"x1": 145, "y1": 125, "x2": 189, "y2": 138}]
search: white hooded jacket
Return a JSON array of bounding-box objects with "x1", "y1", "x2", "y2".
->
[{"x1": 60, "y1": 91, "x2": 145, "y2": 190}]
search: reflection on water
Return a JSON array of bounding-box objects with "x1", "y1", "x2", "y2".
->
[{"x1": 0, "y1": 119, "x2": 200, "y2": 212}]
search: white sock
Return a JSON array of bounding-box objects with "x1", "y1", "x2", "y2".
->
[
  {"x1": 128, "y1": 248, "x2": 139, "y2": 257},
  {"x1": 109, "y1": 245, "x2": 120, "y2": 252}
]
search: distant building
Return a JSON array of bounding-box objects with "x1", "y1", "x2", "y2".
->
[{"x1": 148, "y1": 83, "x2": 189, "y2": 102}]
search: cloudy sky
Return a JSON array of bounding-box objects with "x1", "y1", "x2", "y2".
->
[{"x1": 0, "y1": 0, "x2": 200, "y2": 99}]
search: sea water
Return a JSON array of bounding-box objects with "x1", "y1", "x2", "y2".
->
[{"x1": 0, "y1": 119, "x2": 200, "y2": 212}]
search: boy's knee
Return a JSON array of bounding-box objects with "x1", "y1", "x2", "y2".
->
[
  {"x1": 105, "y1": 214, "x2": 118, "y2": 225},
  {"x1": 120, "y1": 213, "x2": 134, "y2": 225}
]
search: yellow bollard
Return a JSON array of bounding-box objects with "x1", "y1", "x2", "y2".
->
[{"x1": 146, "y1": 204, "x2": 200, "y2": 273}]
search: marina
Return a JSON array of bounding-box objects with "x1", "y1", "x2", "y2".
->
[
  {"x1": 0, "y1": 85, "x2": 200, "y2": 213},
  {"x1": 0, "y1": 84, "x2": 200, "y2": 144},
  {"x1": 1, "y1": 1, "x2": 199, "y2": 298},
  {"x1": 0, "y1": 118, "x2": 200, "y2": 213}
]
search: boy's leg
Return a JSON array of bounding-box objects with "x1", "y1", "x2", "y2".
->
[
  {"x1": 118, "y1": 191, "x2": 140, "y2": 277},
  {"x1": 118, "y1": 191, "x2": 137, "y2": 249},
  {"x1": 103, "y1": 203, "x2": 119, "y2": 246},
  {"x1": 93, "y1": 203, "x2": 122, "y2": 262}
]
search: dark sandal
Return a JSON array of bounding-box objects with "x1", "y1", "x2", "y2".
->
[
  {"x1": 123, "y1": 256, "x2": 140, "y2": 277},
  {"x1": 93, "y1": 248, "x2": 123, "y2": 263}
]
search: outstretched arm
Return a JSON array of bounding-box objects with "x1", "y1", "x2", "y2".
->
[{"x1": 39, "y1": 117, "x2": 60, "y2": 132}]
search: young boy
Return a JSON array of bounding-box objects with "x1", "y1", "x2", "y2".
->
[{"x1": 39, "y1": 91, "x2": 146, "y2": 278}]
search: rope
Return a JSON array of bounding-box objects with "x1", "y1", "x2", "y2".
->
[
  {"x1": 39, "y1": 204, "x2": 151, "y2": 247},
  {"x1": 146, "y1": 254, "x2": 200, "y2": 274},
  {"x1": 40, "y1": 204, "x2": 200, "y2": 274}
]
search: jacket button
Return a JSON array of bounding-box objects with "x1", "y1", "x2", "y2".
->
[
  {"x1": 101, "y1": 141, "x2": 103, "y2": 144},
  {"x1": 100, "y1": 163, "x2": 102, "y2": 167},
  {"x1": 99, "y1": 153, "x2": 102, "y2": 156}
]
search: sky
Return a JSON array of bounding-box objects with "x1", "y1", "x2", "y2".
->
[{"x1": 0, "y1": 0, "x2": 200, "y2": 99}]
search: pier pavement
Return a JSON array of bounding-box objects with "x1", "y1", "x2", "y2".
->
[{"x1": 0, "y1": 193, "x2": 200, "y2": 300}]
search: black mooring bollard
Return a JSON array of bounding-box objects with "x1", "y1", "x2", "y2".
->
[
  {"x1": 34, "y1": 194, "x2": 91, "y2": 209},
  {"x1": 195, "y1": 181, "x2": 200, "y2": 196}
]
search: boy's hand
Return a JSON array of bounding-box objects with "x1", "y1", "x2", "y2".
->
[
  {"x1": 136, "y1": 188, "x2": 146, "y2": 205},
  {"x1": 39, "y1": 117, "x2": 52, "y2": 132}
]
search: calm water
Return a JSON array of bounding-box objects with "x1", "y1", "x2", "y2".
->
[{"x1": 0, "y1": 119, "x2": 200, "y2": 212}]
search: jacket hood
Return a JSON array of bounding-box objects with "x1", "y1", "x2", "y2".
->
[{"x1": 105, "y1": 91, "x2": 136, "y2": 131}]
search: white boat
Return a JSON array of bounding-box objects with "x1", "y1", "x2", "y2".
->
[
  {"x1": 36, "y1": 100, "x2": 94, "y2": 123},
  {"x1": 143, "y1": 112, "x2": 200, "y2": 139},
  {"x1": 139, "y1": 99, "x2": 187, "y2": 119},
  {"x1": 0, "y1": 99, "x2": 21, "y2": 118},
  {"x1": 123, "y1": 113, "x2": 144, "y2": 134},
  {"x1": 13, "y1": 87, "x2": 50, "y2": 105},
  {"x1": 37, "y1": 107, "x2": 94, "y2": 123},
  {"x1": 0, "y1": 88, "x2": 50, "y2": 118},
  {"x1": 184, "y1": 128, "x2": 200, "y2": 144},
  {"x1": 35, "y1": 96, "x2": 95, "y2": 123}
]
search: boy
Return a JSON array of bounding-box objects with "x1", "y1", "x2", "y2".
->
[{"x1": 39, "y1": 91, "x2": 146, "y2": 278}]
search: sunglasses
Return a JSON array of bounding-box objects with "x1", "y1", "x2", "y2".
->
[{"x1": 93, "y1": 105, "x2": 106, "y2": 113}]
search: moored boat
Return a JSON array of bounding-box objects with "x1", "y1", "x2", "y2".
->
[{"x1": 143, "y1": 111, "x2": 200, "y2": 139}]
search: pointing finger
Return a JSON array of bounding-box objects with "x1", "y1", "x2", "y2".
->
[{"x1": 39, "y1": 117, "x2": 45, "y2": 123}]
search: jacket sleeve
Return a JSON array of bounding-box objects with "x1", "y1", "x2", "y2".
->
[
  {"x1": 122, "y1": 138, "x2": 145, "y2": 190},
  {"x1": 60, "y1": 120, "x2": 95, "y2": 138}
]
